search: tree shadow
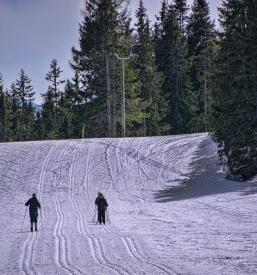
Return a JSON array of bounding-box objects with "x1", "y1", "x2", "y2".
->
[{"x1": 155, "y1": 137, "x2": 257, "y2": 203}]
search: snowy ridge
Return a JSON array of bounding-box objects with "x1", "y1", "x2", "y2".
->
[{"x1": 0, "y1": 133, "x2": 257, "y2": 274}]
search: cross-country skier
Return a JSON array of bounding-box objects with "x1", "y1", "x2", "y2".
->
[
  {"x1": 25, "y1": 193, "x2": 41, "y2": 232},
  {"x1": 95, "y1": 192, "x2": 108, "y2": 225}
]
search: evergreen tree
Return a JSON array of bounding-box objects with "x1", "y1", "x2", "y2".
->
[
  {"x1": 41, "y1": 89, "x2": 59, "y2": 139},
  {"x1": 134, "y1": 0, "x2": 168, "y2": 136},
  {"x1": 211, "y1": 0, "x2": 257, "y2": 180},
  {"x1": 58, "y1": 80, "x2": 76, "y2": 139},
  {"x1": 72, "y1": 0, "x2": 121, "y2": 138},
  {"x1": 14, "y1": 69, "x2": 35, "y2": 140},
  {"x1": 41, "y1": 59, "x2": 65, "y2": 139},
  {"x1": 0, "y1": 74, "x2": 9, "y2": 141},
  {"x1": 187, "y1": 0, "x2": 215, "y2": 132},
  {"x1": 174, "y1": 0, "x2": 189, "y2": 31},
  {"x1": 7, "y1": 83, "x2": 20, "y2": 141},
  {"x1": 45, "y1": 59, "x2": 65, "y2": 107},
  {"x1": 154, "y1": 2, "x2": 189, "y2": 134}
]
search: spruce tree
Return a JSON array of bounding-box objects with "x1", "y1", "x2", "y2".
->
[
  {"x1": 134, "y1": 0, "x2": 167, "y2": 136},
  {"x1": 41, "y1": 89, "x2": 58, "y2": 139},
  {"x1": 154, "y1": 2, "x2": 189, "y2": 134},
  {"x1": 71, "y1": 0, "x2": 121, "y2": 138},
  {"x1": 45, "y1": 59, "x2": 65, "y2": 107},
  {"x1": 0, "y1": 75, "x2": 9, "y2": 141},
  {"x1": 14, "y1": 69, "x2": 35, "y2": 140},
  {"x1": 174, "y1": 0, "x2": 189, "y2": 31},
  {"x1": 187, "y1": 0, "x2": 215, "y2": 132},
  {"x1": 7, "y1": 83, "x2": 20, "y2": 141},
  {"x1": 41, "y1": 59, "x2": 65, "y2": 139},
  {"x1": 211, "y1": 0, "x2": 257, "y2": 180},
  {"x1": 58, "y1": 80, "x2": 76, "y2": 139}
]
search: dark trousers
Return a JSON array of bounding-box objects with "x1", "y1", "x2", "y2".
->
[
  {"x1": 29, "y1": 211, "x2": 38, "y2": 223},
  {"x1": 98, "y1": 209, "x2": 106, "y2": 224}
]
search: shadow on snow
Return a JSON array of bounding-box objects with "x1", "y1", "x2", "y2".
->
[{"x1": 154, "y1": 136, "x2": 257, "y2": 203}]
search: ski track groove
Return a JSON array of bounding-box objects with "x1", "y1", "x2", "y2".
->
[
  {"x1": 105, "y1": 223, "x2": 178, "y2": 275},
  {"x1": 127, "y1": 236, "x2": 179, "y2": 275},
  {"x1": 114, "y1": 139, "x2": 143, "y2": 203},
  {"x1": 93, "y1": 237, "x2": 131, "y2": 275},
  {"x1": 54, "y1": 197, "x2": 76, "y2": 275},
  {"x1": 72, "y1": 145, "x2": 133, "y2": 275},
  {"x1": 102, "y1": 139, "x2": 167, "y2": 273},
  {"x1": 20, "y1": 143, "x2": 57, "y2": 275},
  {"x1": 103, "y1": 138, "x2": 180, "y2": 275},
  {"x1": 53, "y1": 144, "x2": 84, "y2": 275}
]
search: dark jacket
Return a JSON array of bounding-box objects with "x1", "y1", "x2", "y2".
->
[
  {"x1": 25, "y1": 197, "x2": 41, "y2": 213},
  {"x1": 95, "y1": 197, "x2": 108, "y2": 210}
]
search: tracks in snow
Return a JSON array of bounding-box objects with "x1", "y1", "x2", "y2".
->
[
  {"x1": 18, "y1": 135, "x2": 204, "y2": 275},
  {"x1": 68, "y1": 144, "x2": 132, "y2": 275},
  {"x1": 102, "y1": 139, "x2": 179, "y2": 274},
  {"x1": 20, "y1": 143, "x2": 57, "y2": 275}
]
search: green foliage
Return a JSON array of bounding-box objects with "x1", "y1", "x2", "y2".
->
[
  {"x1": 154, "y1": 2, "x2": 190, "y2": 134},
  {"x1": 40, "y1": 59, "x2": 65, "y2": 139},
  {"x1": 0, "y1": 74, "x2": 10, "y2": 141},
  {"x1": 186, "y1": 0, "x2": 215, "y2": 132},
  {"x1": 210, "y1": 0, "x2": 257, "y2": 180},
  {"x1": 134, "y1": 0, "x2": 168, "y2": 136}
]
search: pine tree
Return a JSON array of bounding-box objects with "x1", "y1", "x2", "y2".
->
[
  {"x1": 7, "y1": 83, "x2": 20, "y2": 141},
  {"x1": 174, "y1": 0, "x2": 189, "y2": 31},
  {"x1": 211, "y1": 0, "x2": 257, "y2": 180},
  {"x1": 41, "y1": 59, "x2": 65, "y2": 139},
  {"x1": 187, "y1": 0, "x2": 215, "y2": 132},
  {"x1": 14, "y1": 69, "x2": 35, "y2": 140},
  {"x1": 58, "y1": 80, "x2": 76, "y2": 139},
  {"x1": 134, "y1": 0, "x2": 169, "y2": 136},
  {"x1": 0, "y1": 74, "x2": 9, "y2": 141},
  {"x1": 71, "y1": 0, "x2": 121, "y2": 138},
  {"x1": 45, "y1": 59, "x2": 65, "y2": 107},
  {"x1": 154, "y1": 2, "x2": 189, "y2": 134}
]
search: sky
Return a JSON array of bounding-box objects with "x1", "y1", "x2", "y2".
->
[{"x1": 0, "y1": 0, "x2": 221, "y2": 103}]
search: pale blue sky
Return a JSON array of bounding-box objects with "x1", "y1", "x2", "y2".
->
[{"x1": 0, "y1": 0, "x2": 221, "y2": 102}]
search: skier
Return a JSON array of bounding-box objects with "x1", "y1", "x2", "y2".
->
[
  {"x1": 25, "y1": 193, "x2": 41, "y2": 232},
  {"x1": 95, "y1": 192, "x2": 108, "y2": 224}
]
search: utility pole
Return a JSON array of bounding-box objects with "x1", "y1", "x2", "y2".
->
[{"x1": 114, "y1": 53, "x2": 133, "y2": 138}]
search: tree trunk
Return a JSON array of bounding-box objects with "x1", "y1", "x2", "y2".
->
[{"x1": 106, "y1": 54, "x2": 112, "y2": 137}]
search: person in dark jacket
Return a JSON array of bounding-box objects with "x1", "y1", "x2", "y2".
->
[
  {"x1": 25, "y1": 193, "x2": 41, "y2": 232},
  {"x1": 95, "y1": 192, "x2": 108, "y2": 224}
]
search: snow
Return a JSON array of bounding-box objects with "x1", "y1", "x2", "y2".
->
[{"x1": 0, "y1": 133, "x2": 257, "y2": 275}]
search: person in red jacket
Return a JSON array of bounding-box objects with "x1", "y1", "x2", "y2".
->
[
  {"x1": 25, "y1": 193, "x2": 41, "y2": 232},
  {"x1": 95, "y1": 192, "x2": 108, "y2": 224}
]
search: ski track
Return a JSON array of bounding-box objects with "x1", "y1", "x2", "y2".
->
[
  {"x1": 69, "y1": 145, "x2": 133, "y2": 275},
  {"x1": 20, "y1": 143, "x2": 57, "y2": 275},
  {"x1": 103, "y1": 138, "x2": 179, "y2": 274},
  {"x1": 53, "y1": 145, "x2": 84, "y2": 275}
]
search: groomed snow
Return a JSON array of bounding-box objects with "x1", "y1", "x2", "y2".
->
[{"x1": 0, "y1": 133, "x2": 256, "y2": 275}]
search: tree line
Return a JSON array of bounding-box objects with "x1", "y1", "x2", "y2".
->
[{"x1": 0, "y1": 0, "x2": 257, "y2": 181}]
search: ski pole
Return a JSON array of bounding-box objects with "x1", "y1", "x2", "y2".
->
[
  {"x1": 21, "y1": 206, "x2": 28, "y2": 232},
  {"x1": 107, "y1": 208, "x2": 110, "y2": 224},
  {"x1": 94, "y1": 206, "x2": 97, "y2": 223},
  {"x1": 40, "y1": 208, "x2": 43, "y2": 231}
]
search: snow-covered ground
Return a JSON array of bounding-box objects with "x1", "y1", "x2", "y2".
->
[{"x1": 0, "y1": 133, "x2": 257, "y2": 275}]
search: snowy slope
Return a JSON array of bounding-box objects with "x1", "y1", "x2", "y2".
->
[{"x1": 0, "y1": 133, "x2": 257, "y2": 275}]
